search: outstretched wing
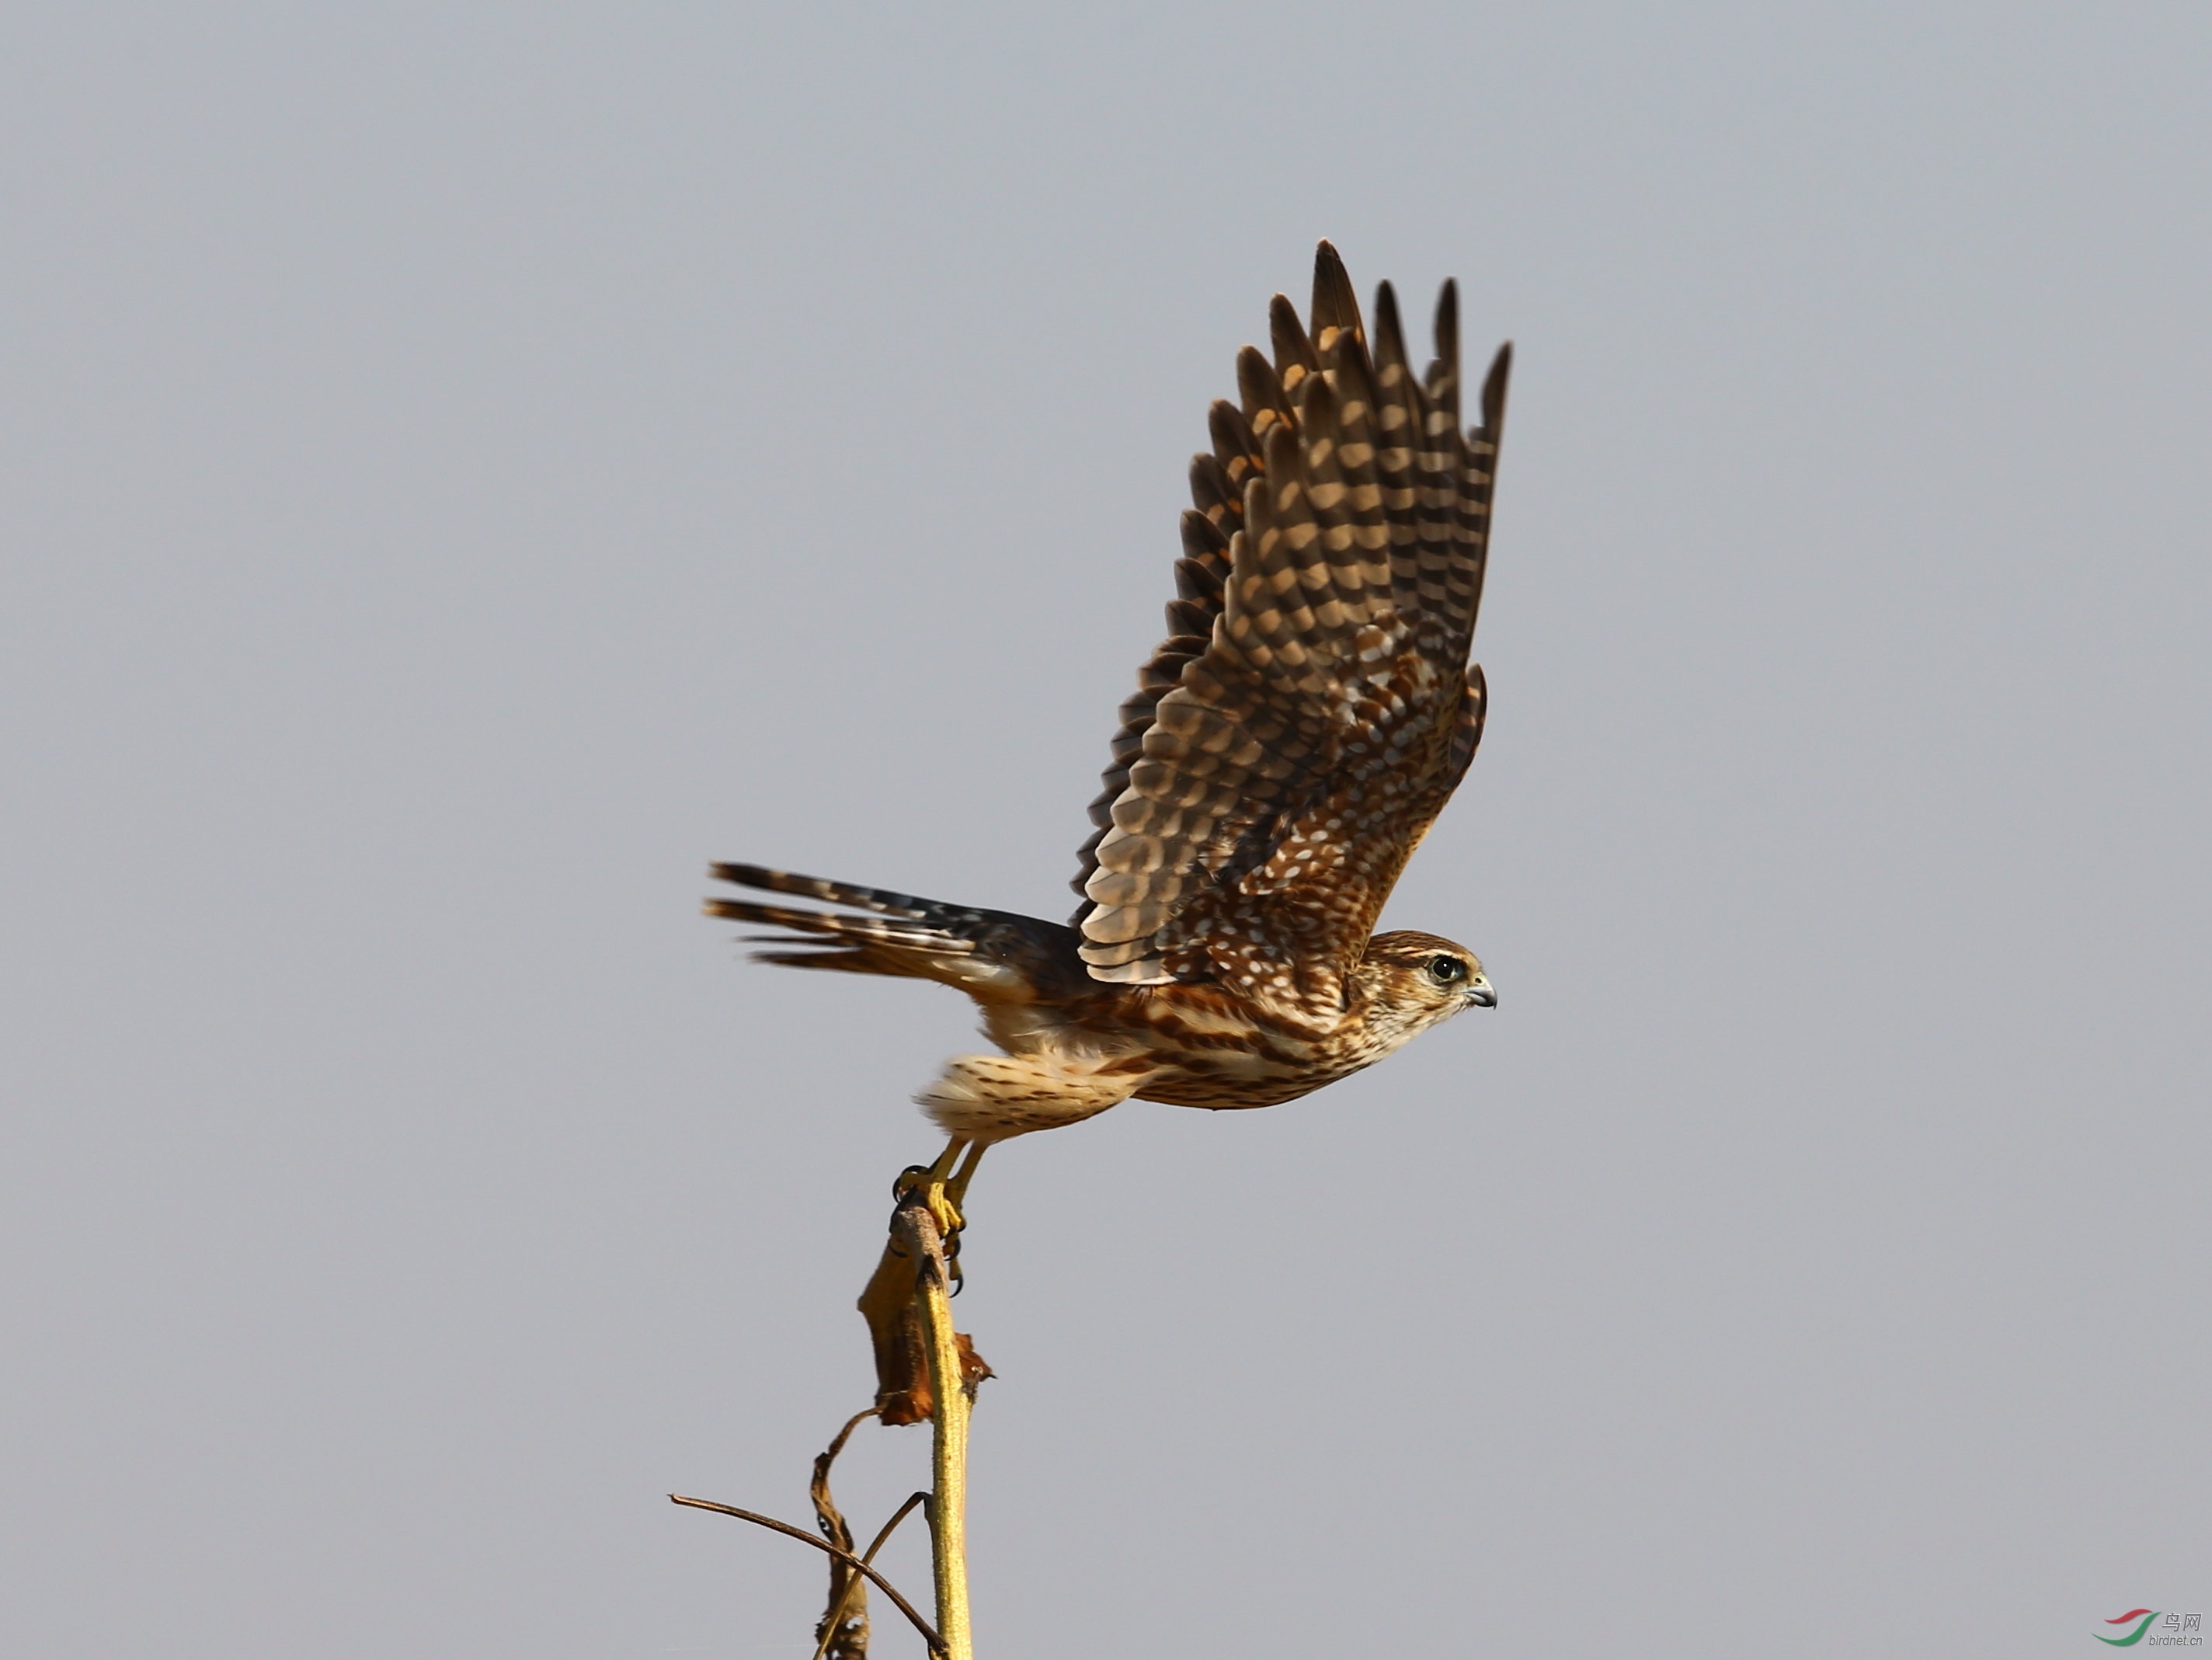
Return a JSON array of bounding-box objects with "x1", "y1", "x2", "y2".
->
[{"x1": 1070, "y1": 242, "x2": 1508, "y2": 1015}]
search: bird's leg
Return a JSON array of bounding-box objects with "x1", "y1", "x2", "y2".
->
[
  {"x1": 933, "y1": 1141, "x2": 990, "y2": 1293},
  {"x1": 944, "y1": 1140, "x2": 987, "y2": 1211}
]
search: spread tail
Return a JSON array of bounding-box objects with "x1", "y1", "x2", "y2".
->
[{"x1": 704, "y1": 864, "x2": 1084, "y2": 997}]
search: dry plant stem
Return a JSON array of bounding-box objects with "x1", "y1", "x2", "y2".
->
[
  {"x1": 861, "y1": 1140, "x2": 993, "y2": 1426},
  {"x1": 666, "y1": 1495, "x2": 943, "y2": 1655},
  {"x1": 811, "y1": 1491, "x2": 928, "y2": 1660},
  {"x1": 810, "y1": 1408, "x2": 879, "y2": 1660},
  {"x1": 894, "y1": 1193, "x2": 973, "y2": 1660}
]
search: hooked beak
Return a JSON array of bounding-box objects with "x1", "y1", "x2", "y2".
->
[{"x1": 1465, "y1": 980, "x2": 1496, "y2": 1009}]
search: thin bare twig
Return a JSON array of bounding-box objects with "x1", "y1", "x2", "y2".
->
[{"x1": 667, "y1": 1495, "x2": 943, "y2": 1655}]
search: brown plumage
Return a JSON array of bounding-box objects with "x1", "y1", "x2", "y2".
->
[{"x1": 708, "y1": 242, "x2": 1508, "y2": 1147}]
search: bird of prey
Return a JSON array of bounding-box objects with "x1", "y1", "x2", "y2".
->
[{"x1": 709, "y1": 241, "x2": 1508, "y2": 1200}]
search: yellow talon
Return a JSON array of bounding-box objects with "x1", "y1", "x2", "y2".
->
[{"x1": 893, "y1": 1140, "x2": 973, "y2": 1240}]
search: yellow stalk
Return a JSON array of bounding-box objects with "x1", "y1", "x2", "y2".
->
[{"x1": 897, "y1": 1188, "x2": 973, "y2": 1660}]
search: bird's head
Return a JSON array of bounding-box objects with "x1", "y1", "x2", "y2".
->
[{"x1": 1355, "y1": 930, "x2": 1496, "y2": 1043}]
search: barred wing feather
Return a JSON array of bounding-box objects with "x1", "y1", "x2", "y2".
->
[{"x1": 1072, "y1": 242, "x2": 1508, "y2": 1016}]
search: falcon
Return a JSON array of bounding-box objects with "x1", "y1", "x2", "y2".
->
[{"x1": 709, "y1": 242, "x2": 1508, "y2": 1205}]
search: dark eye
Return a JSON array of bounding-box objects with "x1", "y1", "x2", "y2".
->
[{"x1": 1425, "y1": 955, "x2": 1466, "y2": 985}]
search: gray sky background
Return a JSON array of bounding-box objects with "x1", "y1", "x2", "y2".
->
[{"x1": 3, "y1": 5, "x2": 2207, "y2": 1656}]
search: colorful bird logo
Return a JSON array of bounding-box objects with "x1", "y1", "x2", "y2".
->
[{"x1": 2097, "y1": 1610, "x2": 2159, "y2": 1646}]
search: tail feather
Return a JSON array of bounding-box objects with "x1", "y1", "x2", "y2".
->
[
  {"x1": 705, "y1": 862, "x2": 1087, "y2": 997},
  {"x1": 703, "y1": 894, "x2": 976, "y2": 958},
  {"x1": 709, "y1": 864, "x2": 990, "y2": 931}
]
